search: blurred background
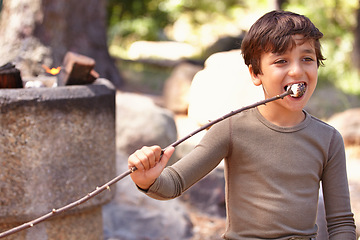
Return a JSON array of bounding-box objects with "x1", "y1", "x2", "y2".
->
[
  {"x1": 106, "y1": 0, "x2": 360, "y2": 96},
  {"x1": 1, "y1": 1, "x2": 360, "y2": 239},
  {"x1": 1, "y1": 0, "x2": 360, "y2": 101}
]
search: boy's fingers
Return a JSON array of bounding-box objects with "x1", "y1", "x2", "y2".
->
[
  {"x1": 135, "y1": 147, "x2": 157, "y2": 170},
  {"x1": 129, "y1": 150, "x2": 146, "y2": 171},
  {"x1": 140, "y1": 146, "x2": 157, "y2": 169},
  {"x1": 128, "y1": 146, "x2": 162, "y2": 171},
  {"x1": 128, "y1": 146, "x2": 174, "y2": 173}
]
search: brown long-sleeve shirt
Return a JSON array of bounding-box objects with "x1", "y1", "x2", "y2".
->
[{"x1": 144, "y1": 108, "x2": 356, "y2": 239}]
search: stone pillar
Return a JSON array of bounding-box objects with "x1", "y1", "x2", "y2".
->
[{"x1": 0, "y1": 79, "x2": 116, "y2": 240}]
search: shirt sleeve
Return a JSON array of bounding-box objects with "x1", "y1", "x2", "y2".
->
[
  {"x1": 145, "y1": 118, "x2": 231, "y2": 200},
  {"x1": 321, "y1": 128, "x2": 356, "y2": 239}
]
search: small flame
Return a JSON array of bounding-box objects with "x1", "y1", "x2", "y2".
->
[{"x1": 42, "y1": 65, "x2": 61, "y2": 75}]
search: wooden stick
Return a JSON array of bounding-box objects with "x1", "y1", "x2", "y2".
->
[
  {"x1": 130, "y1": 88, "x2": 293, "y2": 172},
  {"x1": 0, "y1": 88, "x2": 294, "y2": 238}
]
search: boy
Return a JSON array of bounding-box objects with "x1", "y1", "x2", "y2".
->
[{"x1": 128, "y1": 10, "x2": 356, "y2": 239}]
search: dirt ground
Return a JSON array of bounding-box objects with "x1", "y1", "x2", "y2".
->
[{"x1": 187, "y1": 206, "x2": 226, "y2": 240}]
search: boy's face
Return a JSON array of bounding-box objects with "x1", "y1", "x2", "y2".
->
[{"x1": 249, "y1": 35, "x2": 318, "y2": 113}]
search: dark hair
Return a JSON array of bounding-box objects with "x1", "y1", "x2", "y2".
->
[{"x1": 241, "y1": 10, "x2": 325, "y2": 75}]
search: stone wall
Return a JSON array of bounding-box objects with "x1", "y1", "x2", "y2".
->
[{"x1": 0, "y1": 79, "x2": 116, "y2": 239}]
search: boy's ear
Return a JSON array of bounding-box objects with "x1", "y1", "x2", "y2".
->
[{"x1": 248, "y1": 65, "x2": 262, "y2": 86}]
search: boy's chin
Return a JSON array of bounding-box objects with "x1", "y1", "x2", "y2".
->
[{"x1": 285, "y1": 95, "x2": 309, "y2": 110}]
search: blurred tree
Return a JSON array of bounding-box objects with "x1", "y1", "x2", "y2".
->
[
  {"x1": 353, "y1": 4, "x2": 360, "y2": 70},
  {"x1": 106, "y1": 0, "x2": 246, "y2": 48},
  {"x1": 107, "y1": 0, "x2": 171, "y2": 47},
  {"x1": 0, "y1": 0, "x2": 123, "y2": 87},
  {"x1": 275, "y1": 0, "x2": 287, "y2": 9}
]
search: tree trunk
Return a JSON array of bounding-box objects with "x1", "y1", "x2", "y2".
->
[
  {"x1": 353, "y1": 2, "x2": 360, "y2": 70},
  {"x1": 273, "y1": 0, "x2": 287, "y2": 10},
  {"x1": 0, "y1": 0, "x2": 123, "y2": 88}
]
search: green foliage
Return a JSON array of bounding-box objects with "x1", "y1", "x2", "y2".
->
[
  {"x1": 106, "y1": 0, "x2": 246, "y2": 48},
  {"x1": 107, "y1": 0, "x2": 360, "y2": 95},
  {"x1": 284, "y1": 0, "x2": 360, "y2": 94},
  {"x1": 107, "y1": 0, "x2": 171, "y2": 46}
]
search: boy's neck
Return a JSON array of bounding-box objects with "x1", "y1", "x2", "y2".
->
[{"x1": 257, "y1": 104, "x2": 306, "y2": 127}]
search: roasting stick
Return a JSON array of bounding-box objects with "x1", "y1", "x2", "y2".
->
[
  {"x1": 0, "y1": 83, "x2": 305, "y2": 238},
  {"x1": 130, "y1": 82, "x2": 306, "y2": 172}
]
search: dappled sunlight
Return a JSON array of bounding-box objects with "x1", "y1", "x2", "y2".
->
[{"x1": 127, "y1": 40, "x2": 199, "y2": 60}]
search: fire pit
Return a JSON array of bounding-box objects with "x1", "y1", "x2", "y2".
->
[{"x1": 0, "y1": 78, "x2": 116, "y2": 239}]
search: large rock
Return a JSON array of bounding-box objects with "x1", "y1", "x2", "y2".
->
[
  {"x1": 163, "y1": 62, "x2": 203, "y2": 114},
  {"x1": 203, "y1": 34, "x2": 244, "y2": 60},
  {"x1": 306, "y1": 87, "x2": 360, "y2": 120},
  {"x1": 327, "y1": 108, "x2": 360, "y2": 146},
  {"x1": 116, "y1": 92, "x2": 179, "y2": 164},
  {"x1": 188, "y1": 50, "x2": 263, "y2": 126}
]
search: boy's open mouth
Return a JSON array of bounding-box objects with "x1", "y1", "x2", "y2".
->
[{"x1": 285, "y1": 82, "x2": 307, "y2": 98}]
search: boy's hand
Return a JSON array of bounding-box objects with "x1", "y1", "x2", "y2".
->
[{"x1": 128, "y1": 145, "x2": 175, "y2": 190}]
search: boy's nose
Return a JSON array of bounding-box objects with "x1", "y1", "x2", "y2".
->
[{"x1": 288, "y1": 62, "x2": 304, "y2": 78}]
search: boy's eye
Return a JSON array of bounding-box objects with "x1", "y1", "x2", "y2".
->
[
  {"x1": 303, "y1": 57, "x2": 315, "y2": 62},
  {"x1": 274, "y1": 59, "x2": 287, "y2": 64}
]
